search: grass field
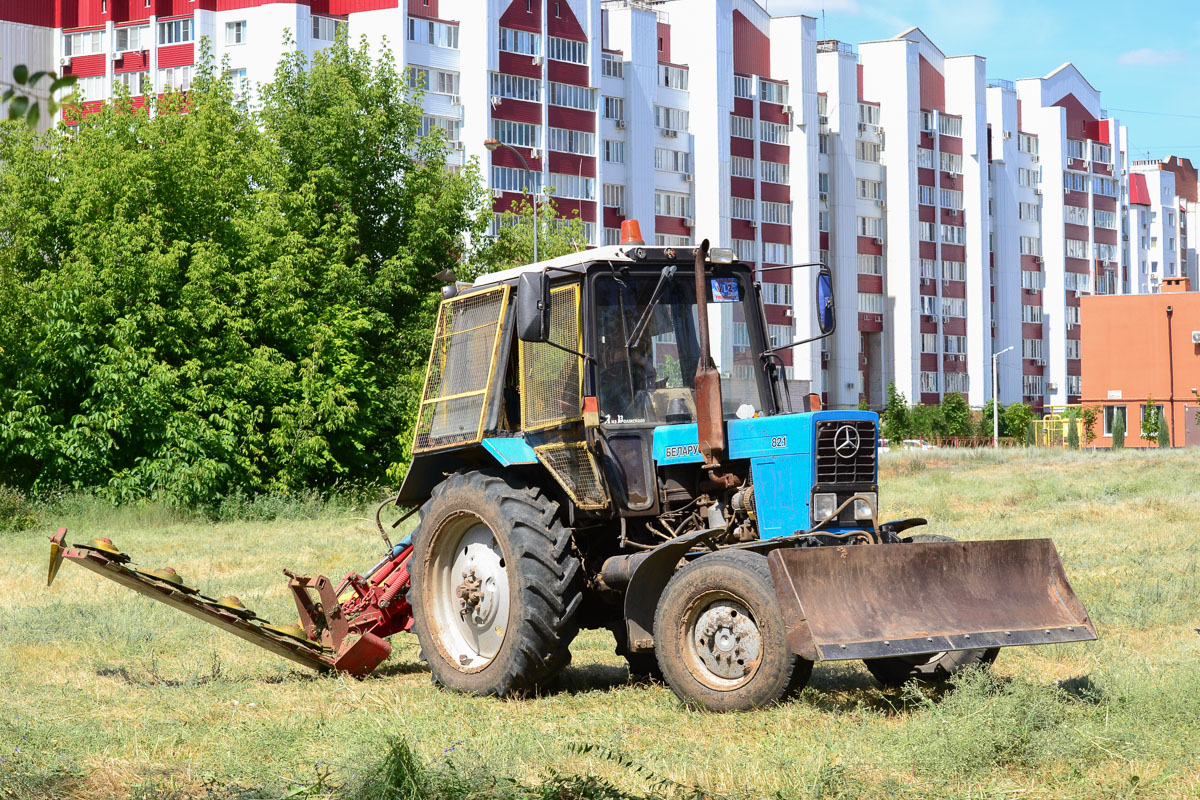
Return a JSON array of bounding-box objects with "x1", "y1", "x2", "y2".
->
[{"x1": 2, "y1": 448, "x2": 1200, "y2": 799}]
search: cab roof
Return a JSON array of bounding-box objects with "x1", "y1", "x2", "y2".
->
[{"x1": 472, "y1": 245, "x2": 636, "y2": 287}]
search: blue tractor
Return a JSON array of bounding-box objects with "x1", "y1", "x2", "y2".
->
[{"x1": 397, "y1": 234, "x2": 1095, "y2": 711}]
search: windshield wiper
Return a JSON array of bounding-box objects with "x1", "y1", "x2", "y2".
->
[{"x1": 625, "y1": 265, "x2": 676, "y2": 349}]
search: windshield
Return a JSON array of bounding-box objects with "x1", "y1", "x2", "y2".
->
[{"x1": 593, "y1": 271, "x2": 765, "y2": 426}]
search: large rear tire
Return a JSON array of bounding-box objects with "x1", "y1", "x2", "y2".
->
[
  {"x1": 653, "y1": 550, "x2": 811, "y2": 711},
  {"x1": 410, "y1": 470, "x2": 582, "y2": 696},
  {"x1": 863, "y1": 534, "x2": 1000, "y2": 688}
]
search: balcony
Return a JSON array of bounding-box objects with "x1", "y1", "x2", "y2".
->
[
  {"x1": 987, "y1": 78, "x2": 1014, "y2": 91},
  {"x1": 817, "y1": 40, "x2": 856, "y2": 56}
]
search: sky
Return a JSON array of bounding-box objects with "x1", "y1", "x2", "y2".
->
[{"x1": 762, "y1": 0, "x2": 1200, "y2": 163}]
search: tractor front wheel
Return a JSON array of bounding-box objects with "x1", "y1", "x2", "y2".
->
[
  {"x1": 410, "y1": 470, "x2": 582, "y2": 696},
  {"x1": 653, "y1": 550, "x2": 811, "y2": 711},
  {"x1": 862, "y1": 534, "x2": 1000, "y2": 688}
]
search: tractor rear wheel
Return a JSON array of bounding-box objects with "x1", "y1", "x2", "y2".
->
[
  {"x1": 862, "y1": 534, "x2": 1000, "y2": 688},
  {"x1": 410, "y1": 470, "x2": 582, "y2": 696},
  {"x1": 653, "y1": 550, "x2": 811, "y2": 711}
]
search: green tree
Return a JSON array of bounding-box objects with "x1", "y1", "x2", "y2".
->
[
  {"x1": 1140, "y1": 397, "x2": 1160, "y2": 443},
  {"x1": 1157, "y1": 416, "x2": 1171, "y2": 448},
  {"x1": 880, "y1": 382, "x2": 911, "y2": 441},
  {"x1": 940, "y1": 392, "x2": 972, "y2": 438},
  {"x1": 1111, "y1": 410, "x2": 1126, "y2": 450},
  {"x1": 2, "y1": 64, "x2": 76, "y2": 126},
  {"x1": 0, "y1": 37, "x2": 489, "y2": 506},
  {"x1": 1080, "y1": 405, "x2": 1099, "y2": 447},
  {"x1": 856, "y1": 397, "x2": 870, "y2": 411},
  {"x1": 1066, "y1": 409, "x2": 1080, "y2": 450},
  {"x1": 1002, "y1": 403, "x2": 1035, "y2": 443},
  {"x1": 469, "y1": 195, "x2": 588, "y2": 275},
  {"x1": 910, "y1": 404, "x2": 947, "y2": 440},
  {"x1": 978, "y1": 398, "x2": 1005, "y2": 440}
]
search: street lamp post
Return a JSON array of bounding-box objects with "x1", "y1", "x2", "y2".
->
[
  {"x1": 992, "y1": 345, "x2": 1014, "y2": 448},
  {"x1": 483, "y1": 138, "x2": 538, "y2": 264}
]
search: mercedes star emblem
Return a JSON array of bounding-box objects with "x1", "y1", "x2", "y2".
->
[{"x1": 833, "y1": 425, "x2": 861, "y2": 458}]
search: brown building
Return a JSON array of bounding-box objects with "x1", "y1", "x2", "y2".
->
[{"x1": 1081, "y1": 278, "x2": 1200, "y2": 447}]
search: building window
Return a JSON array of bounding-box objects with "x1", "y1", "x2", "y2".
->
[
  {"x1": 767, "y1": 324, "x2": 794, "y2": 347},
  {"x1": 1065, "y1": 239, "x2": 1088, "y2": 259},
  {"x1": 858, "y1": 254, "x2": 882, "y2": 275},
  {"x1": 917, "y1": 148, "x2": 934, "y2": 169},
  {"x1": 604, "y1": 227, "x2": 621, "y2": 246},
  {"x1": 761, "y1": 161, "x2": 789, "y2": 184},
  {"x1": 857, "y1": 179, "x2": 882, "y2": 200},
  {"x1": 489, "y1": 72, "x2": 541, "y2": 102},
  {"x1": 655, "y1": 148, "x2": 691, "y2": 173},
  {"x1": 1093, "y1": 176, "x2": 1117, "y2": 197},
  {"x1": 1023, "y1": 374, "x2": 1044, "y2": 397},
  {"x1": 733, "y1": 75, "x2": 752, "y2": 99},
  {"x1": 491, "y1": 119, "x2": 541, "y2": 148},
  {"x1": 941, "y1": 224, "x2": 965, "y2": 245},
  {"x1": 1022, "y1": 304, "x2": 1043, "y2": 323},
  {"x1": 547, "y1": 127, "x2": 595, "y2": 155},
  {"x1": 63, "y1": 30, "x2": 105, "y2": 56},
  {"x1": 491, "y1": 165, "x2": 542, "y2": 195},
  {"x1": 857, "y1": 141, "x2": 881, "y2": 163},
  {"x1": 942, "y1": 297, "x2": 966, "y2": 318},
  {"x1": 1021, "y1": 270, "x2": 1044, "y2": 290},
  {"x1": 601, "y1": 53, "x2": 623, "y2": 78},
  {"x1": 547, "y1": 35, "x2": 587, "y2": 64},
  {"x1": 603, "y1": 96, "x2": 624, "y2": 121},
  {"x1": 1019, "y1": 202, "x2": 1041, "y2": 222},
  {"x1": 920, "y1": 371, "x2": 940, "y2": 393},
  {"x1": 656, "y1": 234, "x2": 691, "y2": 246},
  {"x1": 1022, "y1": 338, "x2": 1043, "y2": 359},
  {"x1": 730, "y1": 115, "x2": 753, "y2": 139},
  {"x1": 1067, "y1": 375, "x2": 1082, "y2": 396},
  {"x1": 732, "y1": 238, "x2": 756, "y2": 262},
  {"x1": 544, "y1": 172, "x2": 595, "y2": 200},
  {"x1": 1017, "y1": 133, "x2": 1038, "y2": 155},
  {"x1": 1066, "y1": 139, "x2": 1086, "y2": 160},
  {"x1": 760, "y1": 120, "x2": 789, "y2": 145},
  {"x1": 1064, "y1": 272, "x2": 1091, "y2": 292},
  {"x1": 313, "y1": 16, "x2": 348, "y2": 42},
  {"x1": 858, "y1": 293, "x2": 884, "y2": 314},
  {"x1": 762, "y1": 242, "x2": 791, "y2": 264},
  {"x1": 1018, "y1": 167, "x2": 1039, "y2": 186},
  {"x1": 940, "y1": 152, "x2": 963, "y2": 175},
  {"x1": 945, "y1": 372, "x2": 970, "y2": 394},
  {"x1": 550, "y1": 82, "x2": 596, "y2": 111},
  {"x1": 940, "y1": 188, "x2": 962, "y2": 210},
  {"x1": 761, "y1": 281, "x2": 792, "y2": 305},
  {"x1": 760, "y1": 79, "x2": 788, "y2": 105},
  {"x1": 654, "y1": 191, "x2": 691, "y2": 218},
  {"x1": 1103, "y1": 405, "x2": 1126, "y2": 437},
  {"x1": 420, "y1": 115, "x2": 461, "y2": 142},
  {"x1": 118, "y1": 70, "x2": 151, "y2": 96},
  {"x1": 1066, "y1": 339, "x2": 1080, "y2": 359},
  {"x1": 603, "y1": 140, "x2": 625, "y2": 164},
  {"x1": 602, "y1": 183, "x2": 624, "y2": 209},
  {"x1": 498, "y1": 27, "x2": 540, "y2": 56},
  {"x1": 661, "y1": 64, "x2": 689, "y2": 91},
  {"x1": 857, "y1": 103, "x2": 880, "y2": 125},
  {"x1": 731, "y1": 197, "x2": 755, "y2": 221},
  {"x1": 158, "y1": 65, "x2": 193, "y2": 92},
  {"x1": 819, "y1": 134, "x2": 829, "y2": 154},
  {"x1": 1020, "y1": 236, "x2": 1042, "y2": 256},
  {"x1": 1091, "y1": 142, "x2": 1111, "y2": 163},
  {"x1": 158, "y1": 18, "x2": 193, "y2": 45},
  {"x1": 654, "y1": 105, "x2": 688, "y2": 132},
  {"x1": 116, "y1": 25, "x2": 151, "y2": 51},
  {"x1": 408, "y1": 66, "x2": 459, "y2": 95},
  {"x1": 942, "y1": 260, "x2": 965, "y2": 281},
  {"x1": 224, "y1": 21, "x2": 247, "y2": 46},
  {"x1": 818, "y1": 211, "x2": 829, "y2": 232},
  {"x1": 858, "y1": 216, "x2": 883, "y2": 238},
  {"x1": 921, "y1": 333, "x2": 938, "y2": 353},
  {"x1": 920, "y1": 295, "x2": 938, "y2": 316},
  {"x1": 919, "y1": 221, "x2": 936, "y2": 242},
  {"x1": 920, "y1": 258, "x2": 937, "y2": 279},
  {"x1": 938, "y1": 115, "x2": 962, "y2": 137},
  {"x1": 730, "y1": 155, "x2": 754, "y2": 178}
]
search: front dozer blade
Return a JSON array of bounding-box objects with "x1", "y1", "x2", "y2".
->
[{"x1": 767, "y1": 538, "x2": 1095, "y2": 662}]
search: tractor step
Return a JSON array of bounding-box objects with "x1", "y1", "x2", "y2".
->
[
  {"x1": 768, "y1": 538, "x2": 1096, "y2": 662},
  {"x1": 48, "y1": 528, "x2": 401, "y2": 678}
]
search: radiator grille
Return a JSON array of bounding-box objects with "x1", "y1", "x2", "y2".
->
[{"x1": 815, "y1": 420, "x2": 877, "y2": 484}]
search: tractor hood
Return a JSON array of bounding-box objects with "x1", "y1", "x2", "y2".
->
[{"x1": 652, "y1": 410, "x2": 878, "y2": 466}]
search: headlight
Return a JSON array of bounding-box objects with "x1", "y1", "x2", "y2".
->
[
  {"x1": 853, "y1": 493, "x2": 878, "y2": 521},
  {"x1": 812, "y1": 492, "x2": 837, "y2": 523}
]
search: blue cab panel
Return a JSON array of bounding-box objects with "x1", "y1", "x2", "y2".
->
[
  {"x1": 482, "y1": 437, "x2": 539, "y2": 466},
  {"x1": 651, "y1": 410, "x2": 879, "y2": 539}
]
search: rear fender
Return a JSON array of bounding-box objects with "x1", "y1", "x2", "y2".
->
[{"x1": 622, "y1": 528, "x2": 716, "y2": 653}]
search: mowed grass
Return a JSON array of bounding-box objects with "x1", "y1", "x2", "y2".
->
[{"x1": 3, "y1": 448, "x2": 1200, "y2": 799}]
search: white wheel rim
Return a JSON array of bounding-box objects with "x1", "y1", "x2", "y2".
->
[
  {"x1": 684, "y1": 592, "x2": 763, "y2": 691},
  {"x1": 428, "y1": 514, "x2": 510, "y2": 672}
]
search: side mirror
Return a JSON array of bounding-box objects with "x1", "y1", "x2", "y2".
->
[
  {"x1": 815, "y1": 267, "x2": 835, "y2": 335},
  {"x1": 516, "y1": 271, "x2": 550, "y2": 342}
]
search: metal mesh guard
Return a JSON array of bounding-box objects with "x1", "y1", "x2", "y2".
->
[
  {"x1": 520, "y1": 284, "x2": 582, "y2": 431},
  {"x1": 534, "y1": 441, "x2": 609, "y2": 510},
  {"x1": 413, "y1": 285, "x2": 509, "y2": 453}
]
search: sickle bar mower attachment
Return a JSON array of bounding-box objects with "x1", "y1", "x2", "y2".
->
[{"x1": 48, "y1": 527, "x2": 415, "y2": 678}]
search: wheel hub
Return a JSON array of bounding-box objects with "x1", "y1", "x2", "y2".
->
[
  {"x1": 430, "y1": 519, "x2": 510, "y2": 670},
  {"x1": 690, "y1": 599, "x2": 762, "y2": 686}
]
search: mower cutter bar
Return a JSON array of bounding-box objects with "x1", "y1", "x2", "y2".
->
[{"x1": 48, "y1": 528, "x2": 395, "y2": 678}]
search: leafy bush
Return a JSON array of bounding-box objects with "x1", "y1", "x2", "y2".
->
[
  {"x1": 1112, "y1": 411, "x2": 1126, "y2": 449},
  {"x1": 1002, "y1": 402, "x2": 1035, "y2": 442},
  {"x1": 0, "y1": 485, "x2": 37, "y2": 532},
  {"x1": 939, "y1": 392, "x2": 972, "y2": 437},
  {"x1": 1066, "y1": 410, "x2": 1080, "y2": 450},
  {"x1": 880, "y1": 382, "x2": 911, "y2": 442},
  {"x1": 0, "y1": 38, "x2": 490, "y2": 508},
  {"x1": 1157, "y1": 416, "x2": 1170, "y2": 448}
]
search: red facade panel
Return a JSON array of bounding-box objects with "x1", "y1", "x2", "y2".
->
[
  {"x1": 920, "y1": 354, "x2": 938, "y2": 371},
  {"x1": 1092, "y1": 195, "x2": 1117, "y2": 212},
  {"x1": 491, "y1": 98, "x2": 541, "y2": 125},
  {"x1": 115, "y1": 51, "x2": 150, "y2": 73},
  {"x1": 65, "y1": 53, "x2": 106, "y2": 78},
  {"x1": 760, "y1": 222, "x2": 790, "y2": 244},
  {"x1": 759, "y1": 182, "x2": 789, "y2": 204},
  {"x1": 730, "y1": 136, "x2": 753, "y2": 158},
  {"x1": 548, "y1": 60, "x2": 588, "y2": 86},
  {"x1": 547, "y1": 106, "x2": 594, "y2": 132},
  {"x1": 1063, "y1": 191, "x2": 1089, "y2": 209},
  {"x1": 856, "y1": 63, "x2": 864, "y2": 101},
  {"x1": 732, "y1": 219, "x2": 756, "y2": 240},
  {"x1": 938, "y1": 135, "x2": 962, "y2": 155},
  {"x1": 555, "y1": 199, "x2": 596, "y2": 223},
  {"x1": 942, "y1": 317, "x2": 966, "y2": 336},
  {"x1": 732, "y1": 10, "x2": 769, "y2": 77},
  {"x1": 656, "y1": 21, "x2": 670, "y2": 62},
  {"x1": 0, "y1": 1, "x2": 57, "y2": 25},
  {"x1": 548, "y1": 152, "x2": 595, "y2": 178},
  {"x1": 157, "y1": 43, "x2": 194, "y2": 68},
  {"x1": 941, "y1": 244, "x2": 965, "y2": 262},
  {"x1": 858, "y1": 274, "x2": 883, "y2": 294},
  {"x1": 917, "y1": 167, "x2": 936, "y2": 187},
  {"x1": 499, "y1": 51, "x2": 540, "y2": 79},
  {"x1": 857, "y1": 235, "x2": 882, "y2": 256},
  {"x1": 406, "y1": 0, "x2": 438, "y2": 17},
  {"x1": 602, "y1": 206, "x2": 624, "y2": 228},
  {"x1": 759, "y1": 141, "x2": 788, "y2": 164},
  {"x1": 919, "y1": 242, "x2": 937, "y2": 260},
  {"x1": 819, "y1": 231, "x2": 829, "y2": 250},
  {"x1": 941, "y1": 281, "x2": 965, "y2": 299},
  {"x1": 733, "y1": 97, "x2": 753, "y2": 118},
  {"x1": 940, "y1": 173, "x2": 962, "y2": 191},
  {"x1": 499, "y1": 0, "x2": 539, "y2": 33},
  {"x1": 656, "y1": 216, "x2": 690, "y2": 235},
  {"x1": 1161, "y1": 156, "x2": 1198, "y2": 203},
  {"x1": 491, "y1": 146, "x2": 544, "y2": 172},
  {"x1": 918, "y1": 205, "x2": 936, "y2": 223},
  {"x1": 547, "y1": 0, "x2": 586, "y2": 41},
  {"x1": 858, "y1": 313, "x2": 883, "y2": 332},
  {"x1": 1064, "y1": 257, "x2": 1090, "y2": 273},
  {"x1": 1063, "y1": 222, "x2": 1089, "y2": 241},
  {"x1": 759, "y1": 103, "x2": 788, "y2": 124},
  {"x1": 1091, "y1": 161, "x2": 1113, "y2": 176},
  {"x1": 1052, "y1": 92, "x2": 1096, "y2": 140},
  {"x1": 918, "y1": 55, "x2": 945, "y2": 112},
  {"x1": 730, "y1": 177, "x2": 755, "y2": 198}
]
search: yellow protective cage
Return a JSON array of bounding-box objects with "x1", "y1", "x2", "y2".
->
[
  {"x1": 533, "y1": 440, "x2": 610, "y2": 511},
  {"x1": 519, "y1": 283, "x2": 583, "y2": 432},
  {"x1": 412, "y1": 285, "x2": 510, "y2": 453}
]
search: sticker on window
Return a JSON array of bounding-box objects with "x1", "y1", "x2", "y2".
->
[{"x1": 711, "y1": 278, "x2": 739, "y2": 302}]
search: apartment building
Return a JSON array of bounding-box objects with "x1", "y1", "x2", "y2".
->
[{"x1": 1, "y1": 0, "x2": 1193, "y2": 412}]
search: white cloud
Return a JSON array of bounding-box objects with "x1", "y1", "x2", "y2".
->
[{"x1": 1116, "y1": 48, "x2": 1187, "y2": 66}]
